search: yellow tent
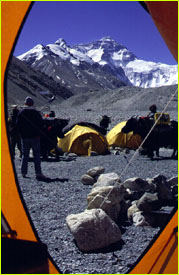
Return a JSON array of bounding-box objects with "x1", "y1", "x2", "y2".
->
[
  {"x1": 2, "y1": 2, "x2": 60, "y2": 273},
  {"x1": 107, "y1": 121, "x2": 142, "y2": 149},
  {"x1": 58, "y1": 125, "x2": 109, "y2": 156}
]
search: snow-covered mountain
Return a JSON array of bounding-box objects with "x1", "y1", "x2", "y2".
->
[{"x1": 17, "y1": 37, "x2": 178, "y2": 91}]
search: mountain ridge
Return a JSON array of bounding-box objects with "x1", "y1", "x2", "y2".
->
[
  {"x1": 17, "y1": 37, "x2": 178, "y2": 91},
  {"x1": 6, "y1": 56, "x2": 177, "y2": 113}
]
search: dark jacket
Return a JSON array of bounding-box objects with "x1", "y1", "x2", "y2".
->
[
  {"x1": 17, "y1": 107, "x2": 43, "y2": 139},
  {"x1": 8, "y1": 112, "x2": 20, "y2": 138}
]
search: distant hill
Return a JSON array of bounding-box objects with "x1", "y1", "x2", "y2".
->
[
  {"x1": 6, "y1": 56, "x2": 73, "y2": 110},
  {"x1": 58, "y1": 85, "x2": 178, "y2": 113},
  {"x1": 6, "y1": 56, "x2": 177, "y2": 120}
]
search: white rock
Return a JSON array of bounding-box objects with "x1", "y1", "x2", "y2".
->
[
  {"x1": 87, "y1": 185, "x2": 126, "y2": 221},
  {"x1": 93, "y1": 172, "x2": 120, "y2": 188},
  {"x1": 127, "y1": 203, "x2": 139, "y2": 220},
  {"x1": 66, "y1": 209, "x2": 121, "y2": 251},
  {"x1": 132, "y1": 211, "x2": 150, "y2": 226}
]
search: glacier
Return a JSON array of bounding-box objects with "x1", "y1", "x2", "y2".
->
[{"x1": 17, "y1": 37, "x2": 178, "y2": 88}]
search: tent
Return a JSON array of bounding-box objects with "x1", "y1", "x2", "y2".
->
[
  {"x1": 2, "y1": 2, "x2": 60, "y2": 274},
  {"x1": 1, "y1": 1, "x2": 178, "y2": 274},
  {"x1": 130, "y1": 209, "x2": 178, "y2": 274},
  {"x1": 106, "y1": 121, "x2": 142, "y2": 149},
  {"x1": 128, "y1": 2, "x2": 178, "y2": 272},
  {"x1": 58, "y1": 125, "x2": 109, "y2": 156}
]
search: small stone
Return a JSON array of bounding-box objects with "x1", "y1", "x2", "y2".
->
[
  {"x1": 87, "y1": 166, "x2": 105, "y2": 178},
  {"x1": 81, "y1": 174, "x2": 96, "y2": 185}
]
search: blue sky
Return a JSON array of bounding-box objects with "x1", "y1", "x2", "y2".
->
[{"x1": 14, "y1": 1, "x2": 177, "y2": 65}]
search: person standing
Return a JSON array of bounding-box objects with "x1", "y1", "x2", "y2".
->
[
  {"x1": 8, "y1": 106, "x2": 22, "y2": 158},
  {"x1": 148, "y1": 104, "x2": 157, "y2": 119},
  {"x1": 16, "y1": 97, "x2": 46, "y2": 180}
]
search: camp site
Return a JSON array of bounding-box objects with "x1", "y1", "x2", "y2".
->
[{"x1": 2, "y1": 2, "x2": 178, "y2": 274}]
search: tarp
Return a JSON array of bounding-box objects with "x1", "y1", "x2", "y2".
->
[
  {"x1": 58, "y1": 125, "x2": 109, "y2": 156},
  {"x1": 106, "y1": 121, "x2": 142, "y2": 149}
]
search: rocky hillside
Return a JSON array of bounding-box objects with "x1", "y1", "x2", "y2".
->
[
  {"x1": 6, "y1": 55, "x2": 177, "y2": 122},
  {"x1": 6, "y1": 56, "x2": 73, "y2": 110},
  {"x1": 57, "y1": 85, "x2": 178, "y2": 113},
  {"x1": 17, "y1": 37, "x2": 178, "y2": 92}
]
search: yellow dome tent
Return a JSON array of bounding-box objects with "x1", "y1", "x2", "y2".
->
[
  {"x1": 129, "y1": 2, "x2": 178, "y2": 272},
  {"x1": 107, "y1": 121, "x2": 142, "y2": 149},
  {"x1": 2, "y1": 2, "x2": 60, "y2": 273},
  {"x1": 58, "y1": 125, "x2": 109, "y2": 156},
  {"x1": 2, "y1": 1, "x2": 178, "y2": 274}
]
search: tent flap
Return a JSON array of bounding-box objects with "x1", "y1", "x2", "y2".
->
[
  {"x1": 2, "y1": 237, "x2": 49, "y2": 274},
  {"x1": 107, "y1": 121, "x2": 142, "y2": 149},
  {"x1": 130, "y1": 211, "x2": 178, "y2": 274}
]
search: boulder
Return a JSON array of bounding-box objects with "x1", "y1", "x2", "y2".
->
[
  {"x1": 171, "y1": 185, "x2": 178, "y2": 197},
  {"x1": 132, "y1": 211, "x2": 154, "y2": 227},
  {"x1": 156, "y1": 180, "x2": 173, "y2": 202},
  {"x1": 123, "y1": 177, "x2": 151, "y2": 192},
  {"x1": 124, "y1": 188, "x2": 145, "y2": 201},
  {"x1": 152, "y1": 174, "x2": 167, "y2": 184},
  {"x1": 87, "y1": 185, "x2": 126, "y2": 222},
  {"x1": 146, "y1": 178, "x2": 157, "y2": 192},
  {"x1": 66, "y1": 209, "x2": 121, "y2": 252},
  {"x1": 136, "y1": 192, "x2": 161, "y2": 212},
  {"x1": 167, "y1": 176, "x2": 178, "y2": 187},
  {"x1": 127, "y1": 203, "x2": 140, "y2": 220},
  {"x1": 87, "y1": 166, "x2": 105, "y2": 178},
  {"x1": 93, "y1": 172, "x2": 121, "y2": 188},
  {"x1": 118, "y1": 200, "x2": 131, "y2": 223},
  {"x1": 81, "y1": 174, "x2": 96, "y2": 185}
]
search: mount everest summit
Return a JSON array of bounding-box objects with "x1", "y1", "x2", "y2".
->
[{"x1": 17, "y1": 37, "x2": 178, "y2": 93}]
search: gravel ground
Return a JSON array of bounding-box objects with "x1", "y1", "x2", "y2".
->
[{"x1": 14, "y1": 108, "x2": 178, "y2": 274}]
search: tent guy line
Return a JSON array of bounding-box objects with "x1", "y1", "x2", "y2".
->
[{"x1": 97, "y1": 87, "x2": 178, "y2": 211}]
